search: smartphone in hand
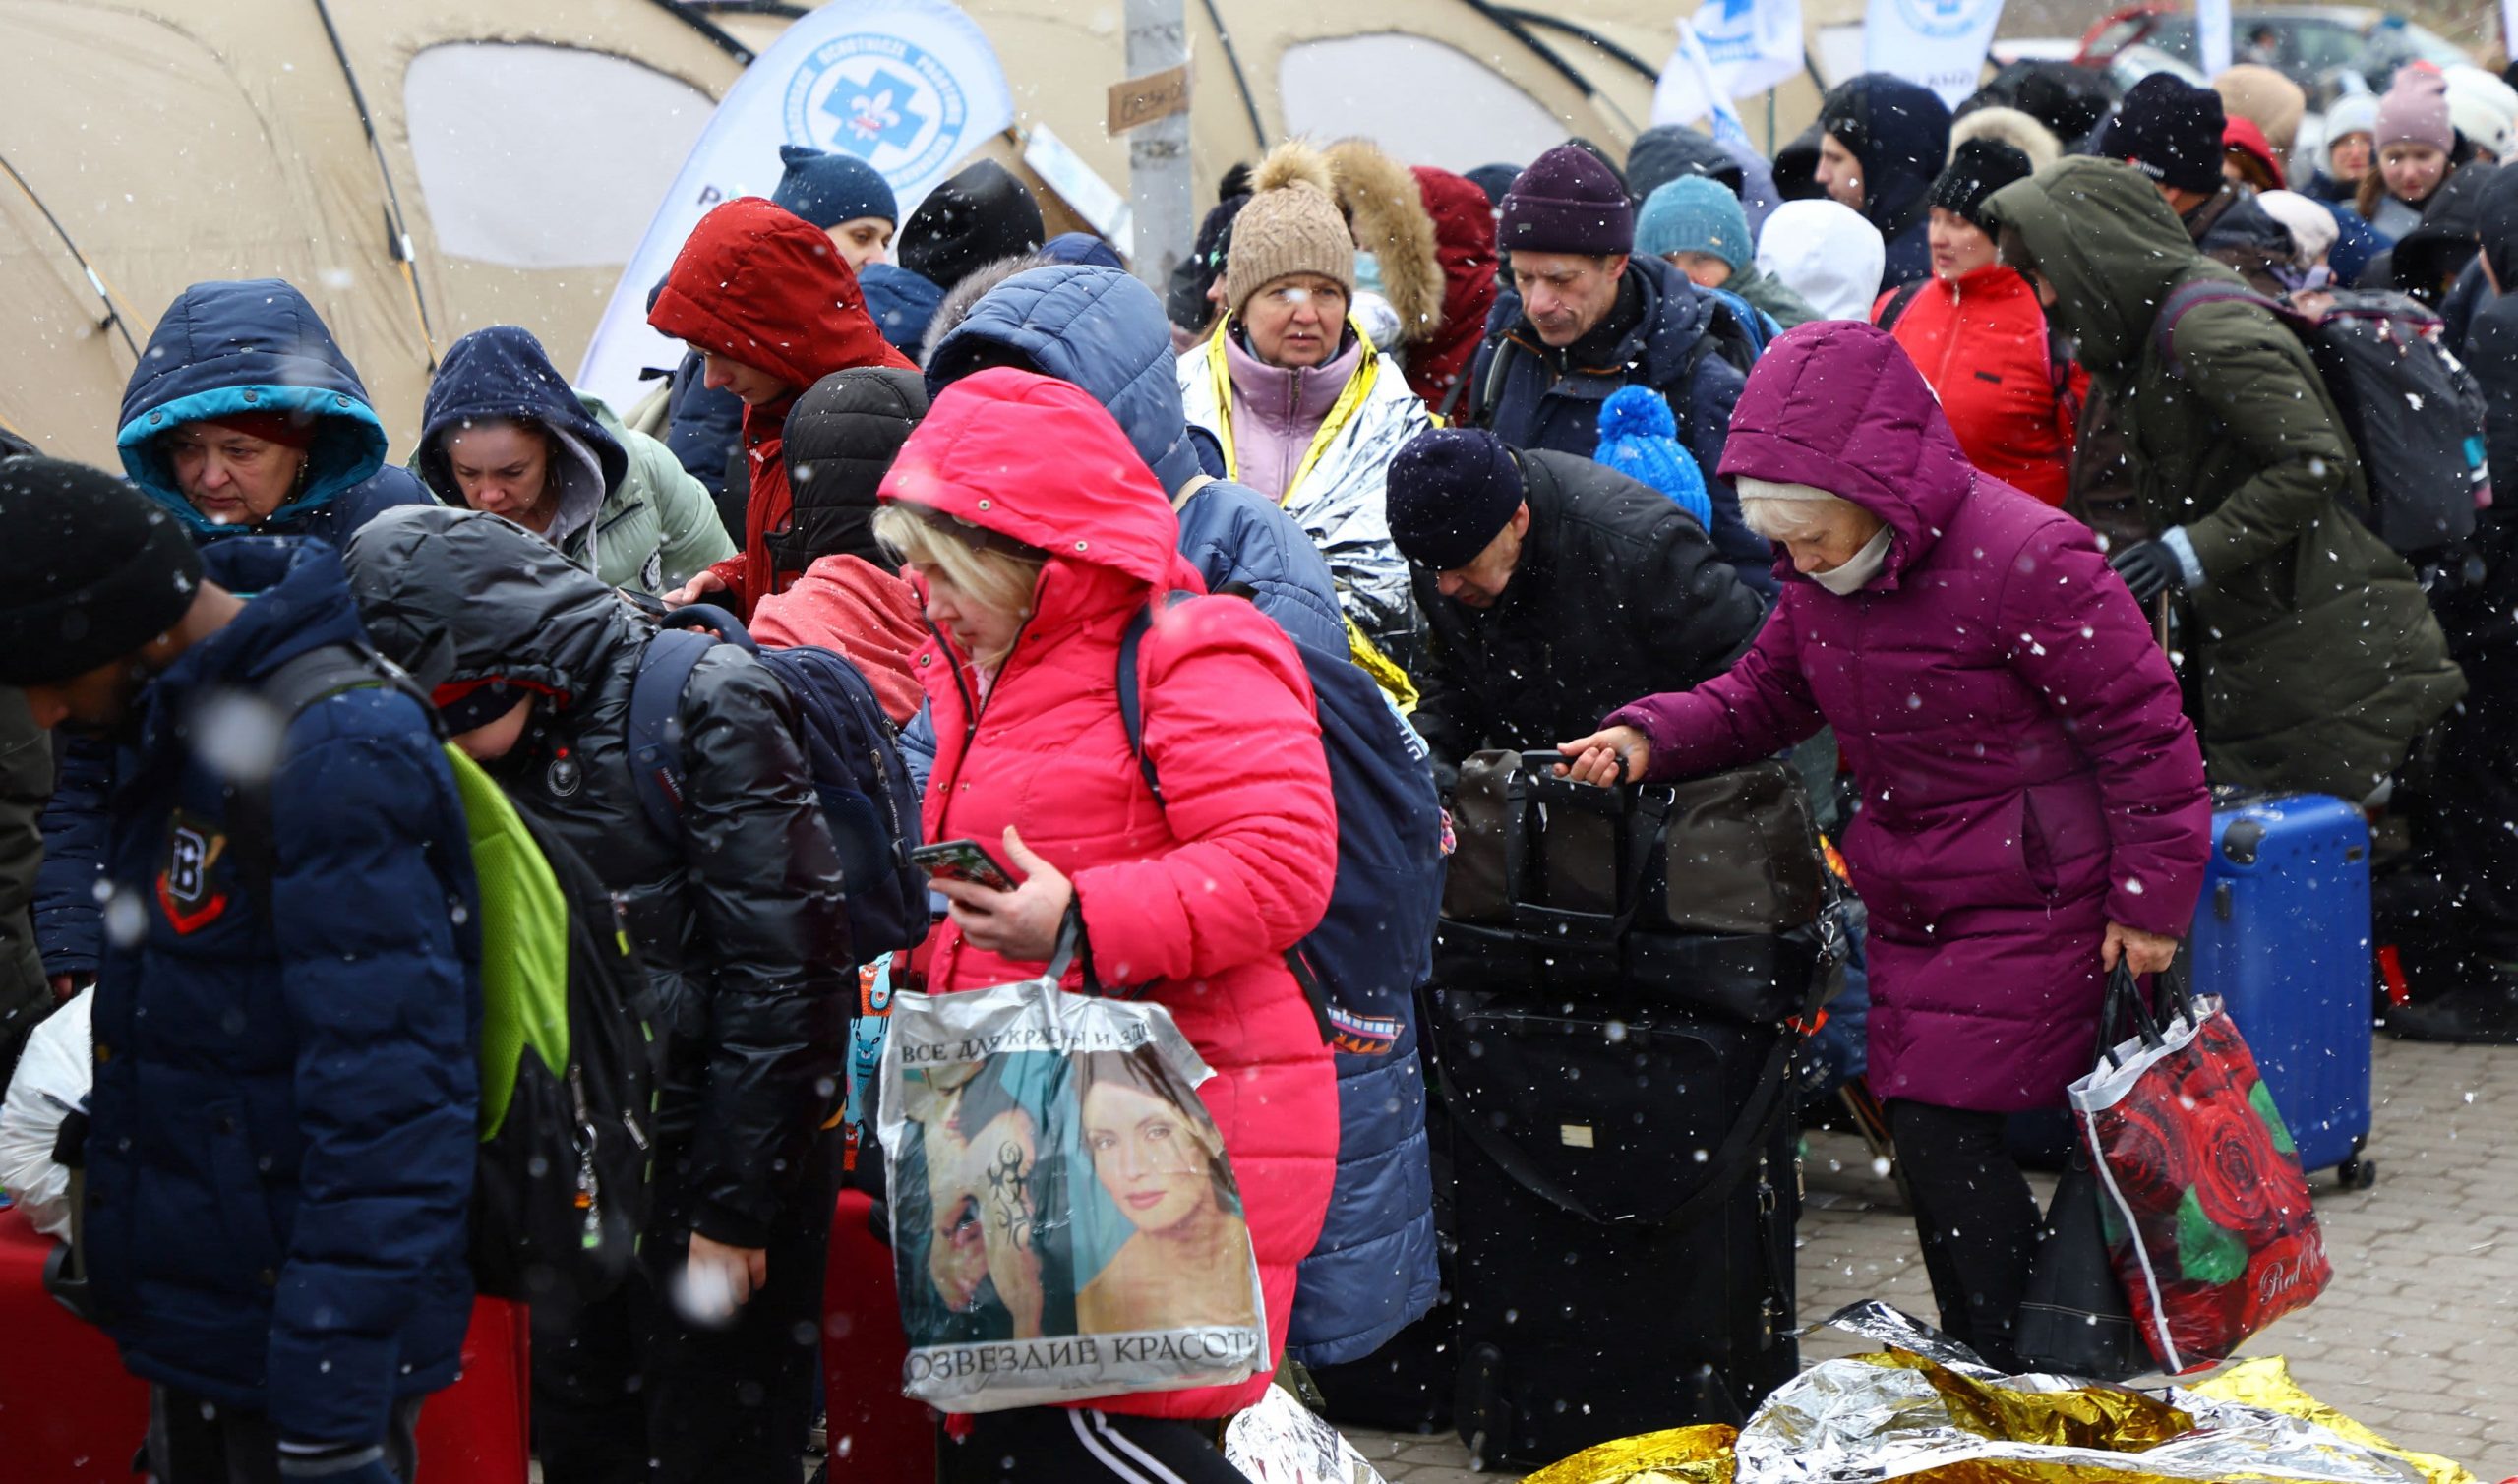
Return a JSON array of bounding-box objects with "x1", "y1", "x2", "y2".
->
[{"x1": 909, "y1": 839, "x2": 1020, "y2": 893}]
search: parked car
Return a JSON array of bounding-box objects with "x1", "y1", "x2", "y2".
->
[{"x1": 2080, "y1": 5, "x2": 2473, "y2": 102}]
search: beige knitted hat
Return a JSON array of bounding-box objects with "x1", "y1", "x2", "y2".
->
[{"x1": 1223, "y1": 142, "x2": 1356, "y2": 317}]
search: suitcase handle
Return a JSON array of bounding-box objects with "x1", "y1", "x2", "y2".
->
[{"x1": 1497, "y1": 776, "x2": 1669, "y2": 943}]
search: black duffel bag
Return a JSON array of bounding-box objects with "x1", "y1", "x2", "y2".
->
[{"x1": 1437, "y1": 751, "x2": 1834, "y2": 1020}]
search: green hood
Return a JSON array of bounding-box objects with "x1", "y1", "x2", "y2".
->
[{"x1": 1982, "y1": 157, "x2": 2230, "y2": 379}]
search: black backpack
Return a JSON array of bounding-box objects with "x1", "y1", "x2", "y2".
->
[
  {"x1": 2152, "y1": 280, "x2": 2488, "y2": 556},
  {"x1": 232, "y1": 643, "x2": 657, "y2": 1305},
  {"x1": 627, "y1": 605, "x2": 927, "y2": 959}
]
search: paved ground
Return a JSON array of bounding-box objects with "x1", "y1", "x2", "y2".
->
[{"x1": 1346, "y1": 1036, "x2": 2518, "y2": 1482}]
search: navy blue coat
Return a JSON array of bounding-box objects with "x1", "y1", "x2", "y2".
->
[
  {"x1": 1825, "y1": 74, "x2": 1949, "y2": 289},
  {"x1": 1474, "y1": 254, "x2": 1778, "y2": 597},
  {"x1": 84, "y1": 538, "x2": 478, "y2": 1444},
  {"x1": 41, "y1": 281, "x2": 433, "y2": 979},
  {"x1": 919, "y1": 265, "x2": 1438, "y2": 1361},
  {"x1": 860, "y1": 262, "x2": 946, "y2": 361},
  {"x1": 664, "y1": 349, "x2": 746, "y2": 508}
]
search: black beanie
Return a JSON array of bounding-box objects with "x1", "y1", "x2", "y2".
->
[
  {"x1": 0, "y1": 457, "x2": 204, "y2": 685},
  {"x1": 897, "y1": 160, "x2": 1047, "y2": 295},
  {"x1": 1930, "y1": 139, "x2": 2037, "y2": 229},
  {"x1": 2101, "y1": 74, "x2": 2228, "y2": 193},
  {"x1": 1386, "y1": 430, "x2": 1527, "y2": 571}
]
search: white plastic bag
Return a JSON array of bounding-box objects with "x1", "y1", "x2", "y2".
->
[
  {"x1": 0, "y1": 989, "x2": 91, "y2": 1238},
  {"x1": 877, "y1": 950, "x2": 1267, "y2": 1412}
]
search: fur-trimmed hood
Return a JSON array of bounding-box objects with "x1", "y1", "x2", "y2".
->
[
  {"x1": 1327, "y1": 139, "x2": 1445, "y2": 348},
  {"x1": 1949, "y1": 106, "x2": 2063, "y2": 172}
]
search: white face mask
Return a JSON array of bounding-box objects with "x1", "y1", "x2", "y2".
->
[{"x1": 1810, "y1": 525, "x2": 1893, "y2": 596}]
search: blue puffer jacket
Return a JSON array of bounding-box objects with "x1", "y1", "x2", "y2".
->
[
  {"x1": 113, "y1": 279, "x2": 435, "y2": 545},
  {"x1": 861, "y1": 262, "x2": 946, "y2": 360},
  {"x1": 41, "y1": 281, "x2": 433, "y2": 979},
  {"x1": 918, "y1": 266, "x2": 1438, "y2": 1362},
  {"x1": 1474, "y1": 255, "x2": 1778, "y2": 597},
  {"x1": 84, "y1": 537, "x2": 479, "y2": 1446}
]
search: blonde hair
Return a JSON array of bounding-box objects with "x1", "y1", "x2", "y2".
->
[{"x1": 869, "y1": 503, "x2": 1045, "y2": 667}]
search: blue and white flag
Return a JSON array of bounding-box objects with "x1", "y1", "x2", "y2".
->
[
  {"x1": 1654, "y1": 0, "x2": 1801, "y2": 134},
  {"x1": 578, "y1": 0, "x2": 1014, "y2": 408},
  {"x1": 2195, "y1": 0, "x2": 2234, "y2": 77},
  {"x1": 1653, "y1": 15, "x2": 1759, "y2": 149},
  {"x1": 1863, "y1": 0, "x2": 2008, "y2": 108}
]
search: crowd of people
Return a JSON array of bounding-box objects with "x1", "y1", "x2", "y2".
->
[{"x1": 1, "y1": 42, "x2": 2515, "y2": 1484}]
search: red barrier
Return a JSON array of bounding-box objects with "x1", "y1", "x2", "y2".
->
[
  {"x1": 822, "y1": 1187, "x2": 934, "y2": 1481},
  {"x1": 0, "y1": 1204, "x2": 529, "y2": 1480}
]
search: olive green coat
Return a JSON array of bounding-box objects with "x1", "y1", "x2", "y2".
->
[{"x1": 1983, "y1": 159, "x2": 2463, "y2": 800}]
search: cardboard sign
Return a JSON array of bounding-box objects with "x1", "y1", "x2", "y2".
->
[{"x1": 1108, "y1": 65, "x2": 1190, "y2": 136}]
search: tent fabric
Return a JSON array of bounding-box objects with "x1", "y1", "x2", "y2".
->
[{"x1": 1, "y1": 0, "x2": 1663, "y2": 467}]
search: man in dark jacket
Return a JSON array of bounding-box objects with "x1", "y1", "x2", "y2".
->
[
  {"x1": 0, "y1": 429, "x2": 48, "y2": 1082},
  {"x1": 1815, "y1": 75, "x2": 1953, "y2": 288},
  {"x1": 1985, "y1": 159, "x2": 2463, "y2": 801},
  {"x1": 2, "y1": 460, "x2": 477, "y2": 1484},
  {"x1": 2097, "y1": 74, "x2": 2297, "y2": 293},
  {"x1": 38, "y1": 279, "x2": 435, "y2": 997},
  {"x1": 1471, "y1": 145, "x2": 1777, "y2": 596},
  {"x1": 1387, "y1": 428, "x2": 1766, "y2": 780},
  {"x1": 2388, "y1": 169, "x2": 2518, "y2": 1041},
  {"x1": 342, "y1": 506, "x2": 851, "y2": 1484}
]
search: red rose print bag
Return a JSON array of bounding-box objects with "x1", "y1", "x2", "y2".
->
[{"x1": 2067, "y1": 965, "x2": 2330, "y2": 1374}]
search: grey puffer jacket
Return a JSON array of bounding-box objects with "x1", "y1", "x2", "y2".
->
[{"x1": 342, "y1": 506, "x2": 851, "y2": 1247}]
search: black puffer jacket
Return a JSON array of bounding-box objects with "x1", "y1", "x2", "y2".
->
[
  {"x1": 342, "y1": 506, "x2": 850, "y2": 1247},
  {"x1": 778, "y1": 365, "x2": 929, "y2": 573},
  {"x1": 2365, "y1": 163, "x2": 2501, "y2": 308},
  {"x1": 1409, "y1": 449, "x2": 1766, "y2": 778}
]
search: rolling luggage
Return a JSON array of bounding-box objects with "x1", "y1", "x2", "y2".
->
[
  {"x1": 1434, "y1": 968, "x2": 1807, "y2": 1469},
  {"x1": 2184, "y1": 793, "x2": 2376, "y2": 1189}
]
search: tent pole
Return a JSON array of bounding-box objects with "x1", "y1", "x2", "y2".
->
[
  {"x1": 1125, "y1": 0, "x2": 1195, "y2": 294},
  {"x1": 1195, "y1": 0, "x2": 1268, "y2": 152},
  {"x1": 307, "y1": 0, "x2": 442, "y2": 369},
  {"x1": 0, "y1": 152, "x2": 142, "y2": 361}
]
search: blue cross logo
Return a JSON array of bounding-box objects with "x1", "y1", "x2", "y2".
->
[
  {"x1": 1718, "y1": 0, "x2": 1754, "y2": 21},
  {"x1": 822, "y1": 64, "x2": 930, "y2": 154}
]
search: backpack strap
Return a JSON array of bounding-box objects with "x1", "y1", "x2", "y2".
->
[
  {"x1": 1115, "y1": 591, "x2": 1338, "y2": 1046},
  {"x1": 231, "y1": 643, "x2": 417, "y2": 920},
  {"x1": 623, "y1": 604, "x2": 756, "y2": 838},
  {"x1": 1875, "y1": 279, "x2": 1926, "y2": 333},
  {"x1": 2151, "y1": 278, "x2": 2276, "y2": 374}
]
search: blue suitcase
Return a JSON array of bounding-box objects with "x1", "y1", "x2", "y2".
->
[{"x1": 2185, "y1": 794, "x2": 2376, "y2": 1190}]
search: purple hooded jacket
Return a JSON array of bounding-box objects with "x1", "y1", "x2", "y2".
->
[{"x1": 1604, "y1": 322, "x2": 2210, "y2": 1111}]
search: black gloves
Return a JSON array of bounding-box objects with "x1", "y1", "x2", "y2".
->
[{"x1": 2109, "y1": 540, "x2": 2186, "y2": 605}]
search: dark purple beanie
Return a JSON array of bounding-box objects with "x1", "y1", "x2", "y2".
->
[
  {"x1": 1499, "y1": 146, "x2": 1636, "y2": 257},
  {"x1": 1387, "y1": 429, "x2": 1527, "y2": 571}
]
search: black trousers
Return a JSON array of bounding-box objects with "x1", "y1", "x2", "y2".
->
[
  {"x1": 533, "y1": 1134, "x2": 839, "y2": 1484},
  {"x1": 147, "y1": 1389, "x2": 422, "y2": 1484},
  {"x1": 1887, "y1": 1099, "x2": 2040, "y2": 1372},
  {"x1": 937, "y1": 1408, "x2": 1246, "y2": 1484}
]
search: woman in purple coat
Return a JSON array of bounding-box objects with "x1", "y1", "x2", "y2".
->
[{"x1": 1560, "y1": 321, "x2": 2211, "y2": 1369}]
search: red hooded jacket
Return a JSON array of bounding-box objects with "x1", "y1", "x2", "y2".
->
[
  {"x1": 884, "y1": 368, "x2": 1338, "y2": 1419},
  {"x1": 648, "y1": 198, "x2": 915, "y2": 616},
  {"x1": 1409, "y1": 166, "x2": 1500, "y2": 416},
  {"x1": 1873, "y1": 263, "x2": 2085, "y2": 506}
]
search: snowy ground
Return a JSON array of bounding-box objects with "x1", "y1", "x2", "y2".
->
[{"x1": 1349, "y1": 1036, "x2": 2518, "y2": 1482}]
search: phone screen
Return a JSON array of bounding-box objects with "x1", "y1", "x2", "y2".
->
[{"x1": 910, "y1": 840, "x2": 1019, "y2": 892}]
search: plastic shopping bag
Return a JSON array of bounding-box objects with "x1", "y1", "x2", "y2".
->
[
  {"x1": 2068, "y1": 966, "x2": 2329, "y2": 1374},
  {"x1": 0, "y1": 989, "x2": 90, "y2": 1238},
  {"x1": 876, "y1": 931, "x2": 1267, "y2": 1411}
]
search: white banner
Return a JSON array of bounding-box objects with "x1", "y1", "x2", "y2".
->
[
  {"x1": 1862, "y1": 0, "x2": 2008, "y2": 109},
  {"x1": 577, "y1": 0, "x2": 1014, "y2": 409},
  {"x1": 2196, "y1": 0, "x2": 2233, "y2": 77},
  {"x1": 1652, "y1": 17, "x2": 1758, "y2": 150}
]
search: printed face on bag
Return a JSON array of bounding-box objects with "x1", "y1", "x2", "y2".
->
[{"x1": 1084, "y1": 1077, "x2": 1208, "y2": 1233}]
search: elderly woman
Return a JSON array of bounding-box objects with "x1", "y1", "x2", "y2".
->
[
  {"x1": 1178, "y1": 141, "x2": 1431, "y2": 666},
  {"x1": 873, "y1": 367, "x2": 1336, "y2": 1483},
  {"x1": 1560, "y1": 323, "x2": 2211, "y2": 1370}
]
